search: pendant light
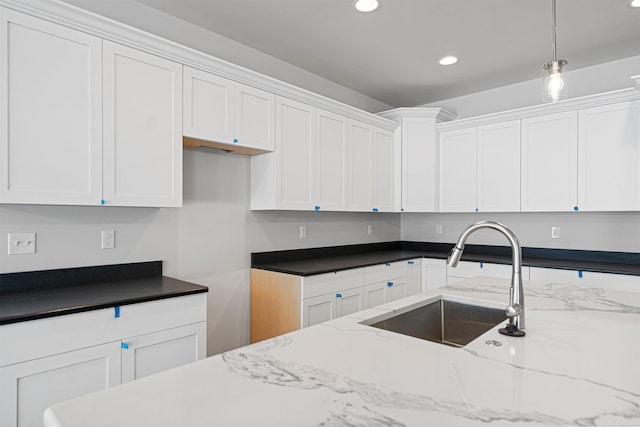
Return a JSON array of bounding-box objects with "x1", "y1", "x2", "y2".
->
[{"x1": 542, "y1": 0, "x2": 568, "y2": 102}]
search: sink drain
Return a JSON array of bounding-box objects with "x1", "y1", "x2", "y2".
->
[{"x1": 485, "y1": 340, "x2": 502, "y2": 347}]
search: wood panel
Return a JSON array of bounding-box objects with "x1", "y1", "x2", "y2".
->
[{"x1": 250, "y1": 269, "x2": 301, "y2": 343}]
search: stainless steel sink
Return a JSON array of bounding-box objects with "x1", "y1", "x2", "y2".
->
[{"x1": 368, "y1": 299, "x2": 506, "y2": 348}]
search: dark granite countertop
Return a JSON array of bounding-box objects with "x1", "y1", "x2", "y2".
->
[
  {"x1": 252, "y1": 241, "x2": 640, "y2": 277},
  {"x1": 0, "y1": 261, "x2": 208, "y2": 325}
]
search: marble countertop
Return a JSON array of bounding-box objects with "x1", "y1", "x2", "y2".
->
[{"x1": 44, "y1": 277, "x2": 640, "y2": 426}]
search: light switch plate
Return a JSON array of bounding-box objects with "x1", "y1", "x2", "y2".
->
[{"x1": 8, "y1": 233, "x2": 36, "y2": 255}]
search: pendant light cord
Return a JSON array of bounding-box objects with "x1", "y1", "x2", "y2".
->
[{"x1": 552, "y1": 0, "x2": 558, "y2": 62}]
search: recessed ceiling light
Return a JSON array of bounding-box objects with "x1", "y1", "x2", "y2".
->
[
  {"x1": 439, "y1": 56, "x2": 458, "y2": 66},
  {"x1": 354, "y1": 0, "x2": 380, "y2": 13},
  {"x1": 629, "y1": 0, "x2": 640, "y2": 7}
]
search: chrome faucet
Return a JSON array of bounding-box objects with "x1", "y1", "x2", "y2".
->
[{"x1": 447, "y1": 221, "x2": 526, "y2": 337}]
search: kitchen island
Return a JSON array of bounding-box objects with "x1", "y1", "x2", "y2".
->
[{"x1": 44, "y1": 277, "x2": 640, "y2": 426}]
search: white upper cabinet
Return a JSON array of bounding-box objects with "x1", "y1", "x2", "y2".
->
[
  {"x1": 102, "y1": 41, "x2": 183, "y2": 207},
  {"x1": 476, "y1": 120, "x2": 521, "y2": 212},
  {"x1": 578, "y1": 100, "x2": 640, "y2": 211},
  {"x1": 0, "y1": 8, "x2": 102, "y2": 205},
  {"x1": 183, "y1": 66, "x2": 275, "y2": 154},
  {"x1": 315, "y1": 109, "x2": 348, "y2": 211},
  {"x1": 183, "y1": 67, "x2": 234, "y2": 144},
  {"x1": 372, "y1": 127, "x2": 397, "y2": 212},
  {"x1": 439, "y1": 128, "x2": 477, "y2": 212},
  {"x1": 348, "y1": 120, "x2": 374, "y2": 211},
  {"x1": 439, "y1": 121, "x2": 520, "y2": 212},
  {"x1": 521, "y1": 111, "x2": 578, "y2": 212},
  {"x1": 274, "y1": 96, "x2": 315, "y2": 210}
]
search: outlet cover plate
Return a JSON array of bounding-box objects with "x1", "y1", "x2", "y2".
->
[{"x1": 8, "y1": 233, "x2": 36, "y2": 255}]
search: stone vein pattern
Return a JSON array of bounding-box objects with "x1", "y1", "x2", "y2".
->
[{"x1": 45, "y1": 277, "x2": 640, "y2": 427}]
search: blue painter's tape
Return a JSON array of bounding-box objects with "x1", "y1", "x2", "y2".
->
[
  {"x1": 385, "y1": 263, "x2": 391, "y2": 267},
  {"x1": 475, "y1": 208, "x2": 479, "y2": 212},
  {"x1": 114, "y1": 306, "x2": 120, "y2": 318},
  {"x1": 574, "y1": 206, "x2": 579, "y2": 211},
  {"x1": 314, "y1": 205, "x2": 320, "y2": 211},
  {"x1": 480, "y1": 262, "x2": 484, "y2": 268},
  {"x1": 372, "y1": 208, "x2": 379, "y2": 212},
  {"x1": 578, "y1": 271, "x2": 583, "y2": 278},
  {"x1": 233, "y1": 138, "x2": 238, "y2": 143},
  {"x1": 336, "y1": 293, "x2": 342, "y2": 298},
  {"x1": 401, "y1": 208, "x2": 404, "y2": 212},
  {"x1": 100, "y1": 199, "x2": 105, "y2": 205},
  {"x1": 387, "y1": 282, "x2": 393, "y2": 287},
  {"x1": 121, "y1": 342, "x2": 129, "y2": 349},
  {"x1": 408, "y1": 261, "x2": 414, "y2": 265}
]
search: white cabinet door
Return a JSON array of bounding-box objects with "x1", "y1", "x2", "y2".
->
[
  {"x1": 521, "y1": 111, "x2": 578, "y2": 212},
  {"x1": 406, "y1": 259, "x2": 423, "y2": 296},
  {"x1": 121, "y1": 322, "x2": 206, "y2": 383},
  {"x1": 0, "y1": 8, "x2": 102, "y2": 205},
  {"x1": 423, "y1": 258, "x2": 447, "y2": 291},
  {"x1": 275, "y1": 96, "x2": 315, "y2": 209},
  {"x1": 348, "y1": 120, "x2": 373, "y2": 211},
  {"x1": 385, "y1": 278, "x2": 408, "y2": 303},
  {"x1": 578, "y1": 100, "x2": 640, "y2": 211},
  {"x1": 0, "y1": 341, "x2": 121, "y2": 427},
  {"x1": 103, "y1": 41, "x2": 182, "y2": 207},
  {"x1": 476, "y1": 120, "x2": 521, "y2": 212},
  {"x1": 439, "y1": 128, "x2": 477, "y2": 212},
  {"x1": 402, "y1": 118, "x2": 439, "y2": 212},
  {"x1": 302, "y1": 293, "x2": 335, "y2": 327},
  {"x1": 315, "y1": 108, "x2": 348, "y2": 211},
  {"x1": 335, "y1": 287, "x2": 364, "y2": 318},
  {"x1": 183, "y1": 66, "x2": 234, "y2": 144},
  {"x1": 364, "y1": 278, "x2": 408, "y2": 308},
  {"x1": 234, "y1": 82, "x2": 275, "y2": 151},
  {"x1": 373, "y1": 127, "x2": 396, "y2": 212}
]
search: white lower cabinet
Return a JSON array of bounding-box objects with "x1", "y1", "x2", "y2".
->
[
  {"x1": 364, "y1": 277, "x2": 409, "y2": 309},
  {"x1": 121, "y1": 322, "x2": 206, "y2": 383},
  {"x1": 423, "y1": 258, "x2": 447, "y2": 290},
  {"x1": 0, "y1": 342, "x2": 121, "y2": 427},
  {"x1": 0, "y1": 294, "x2": 207, "y2": 427}
]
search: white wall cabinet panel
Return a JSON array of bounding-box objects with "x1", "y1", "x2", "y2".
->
[
  {"x1": 0, "y1": 8, "x2": 102, "y2": 205},
  {"x1": 275, "y1": 96, "x2": 315, "y2": 210},
  {"x1": 183, "y1": 66, "x2": 234, "y2": 144},
  {"x1": 476, "y1": 120, "x2": 521, "y2": 212},
  {"x1": 0, "y1": 341, "x2": 121, "y2": 427},
  {"x1": 315, "y1": 109, "x2": 348, "y2": 211},
  {"x1": 348, "y1": 120, "x2": 374, "y2": 211},
  {"x1": 439, "y1": 128, "x2": 477, "y2": 212},
  {"x1": 121, "y1": 322, "x2": 206, "y2": 383},
  {"x1": 234, "y1": 82, "x2": 275, "y2": 151},
  {"x1": 183, "y1": 68, "x2": 275, "y2": 153},
  {"x1": 521, "y1": 111, "x2": 578, "y2": 212},
  {"x1": 578, "y1": 100, "x2": 640, "y2": 211},
  {"x1": 373, "y1": 128, "x2": 396, "y2": 212},
  {"x1": 402, "y1": 119, "x2": 439, "y2": 212},
  {"x1": 103, "y1": 41, "x2": 182, "y2": 207}
]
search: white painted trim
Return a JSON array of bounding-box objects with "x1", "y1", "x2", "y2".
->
[
  {"x1": 0, "y1": 0, "x2": 398, "y2": 131},
  {"x1": 437, "y1": 87, "x2": 640, "y2": 132},
  {"x1": 377, "y1": 108, "x2": 456, "y2": 123},
  {"x1": 632, "y1": 75, "x2": 640, "y2": 91}
]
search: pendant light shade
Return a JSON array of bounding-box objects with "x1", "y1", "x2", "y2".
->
[{"x1": 542, "y1": 0, "x2": 568, "y2": 102}]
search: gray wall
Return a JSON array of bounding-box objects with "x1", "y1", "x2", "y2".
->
[{"x1": 0, "y1": 149, "x2": 401, "y2": 356}]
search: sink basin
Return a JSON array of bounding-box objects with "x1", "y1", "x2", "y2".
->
[{"x1": 368, "y1": 299, "x2": 507, "y2": 348}]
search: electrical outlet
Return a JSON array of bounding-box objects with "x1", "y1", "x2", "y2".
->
[
  {"x1": 435, "y1": 224, "x2": 443, "y2": 235},
  {"x1": 102, "y1": 230, "x2": 115, "y2": 249},
  {"x1": 551, "y1": 226, "x2": 560, "y2": 239},
  {"x1": 367, "y1": 224, "x2": 373, "y2": 236},
  {"x1": 8, "y1": 233, "x2": 36, "y2": 255},
  {"x1": 299, "y1": 226, "x2": 307, "y2": 239}
]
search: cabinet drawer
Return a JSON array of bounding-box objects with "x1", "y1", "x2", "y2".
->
[
  {"x1": 0, "y1": 294, "x2": 206, "y2": 367},
  {"x1": 302, "y1": 268, "x2": 364, "y2": 299},
  {"x1": 365, "y1": 261, "x2": 409, "y2": 285}
]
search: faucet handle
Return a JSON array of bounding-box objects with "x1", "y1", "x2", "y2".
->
[{"x1": 505, "y1": 304, "x2": 520, "y2": 318}]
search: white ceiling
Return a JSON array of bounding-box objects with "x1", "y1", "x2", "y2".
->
[{"x1": 95, "y1": 1, "x2": 640, "y2": 107}]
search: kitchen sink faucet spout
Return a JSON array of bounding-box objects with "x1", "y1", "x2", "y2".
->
[{"x1": 447, "y1": 221, "x2": 525, "y2": 337}]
